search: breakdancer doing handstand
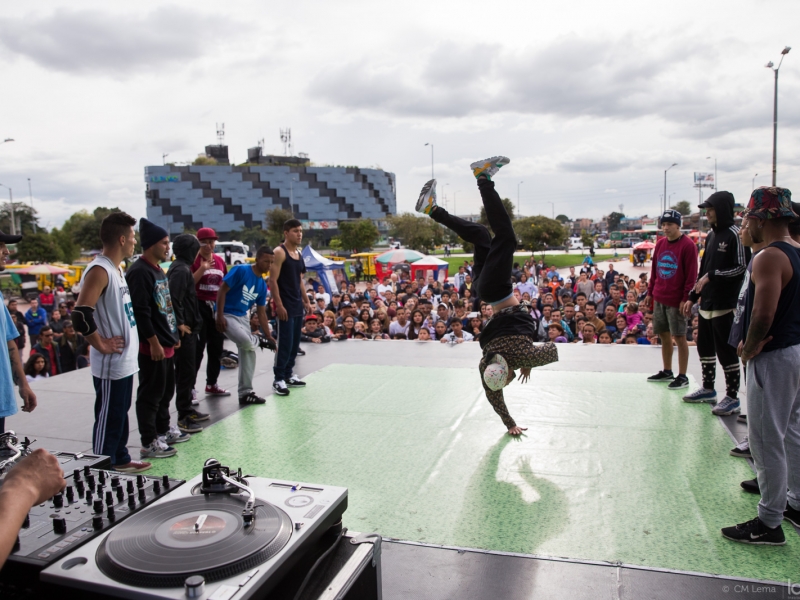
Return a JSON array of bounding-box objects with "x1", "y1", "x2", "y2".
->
[{"x1": 417, "y1": 156, "x2": 558, "y2": 435}]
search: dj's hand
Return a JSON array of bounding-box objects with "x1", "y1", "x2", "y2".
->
[
  {"x1": 507, "y1": 426, "x2": 528, "y2": 436},
  {"x1": 19, "y1": 385, "x2": 37, "y2": 412},
  {"x1": 3, "y1": 449, "x2": 65, "y2": 506}
]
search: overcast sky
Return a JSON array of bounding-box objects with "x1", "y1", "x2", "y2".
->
[{"x1": 1, "y1": 0, "x2": 798, "y2": 230}]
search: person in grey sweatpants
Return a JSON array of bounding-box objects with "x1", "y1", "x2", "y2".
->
[{"x1": 215, "y1": 247, "x2": 277, "y2": 405}]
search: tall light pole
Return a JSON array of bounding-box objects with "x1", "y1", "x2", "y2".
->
[
  {"x1": 162, "y1": 153, "x2": 169, "y2": 165},
  {"x1": 27, "y1": 178, "x2": 35, "y2": 233},
  {"x1": 0, "y1": 184, "x2": 16, "y2": 235},
  {"x1": 766, "y1": 46, "x2": 791, "y2": 186},
  {"x1": 547, "y1": 202, "x2": 555, "y2": 220},
  {"x1": 443, "y1": 183, "x2": 450, "y2": 211},
  {"x1": 517, "y1": 181, "x2": 524, "y2": 217},
  {"x1": 424, "y1": 143, "x2": 434, "y2": 179},
  {"x1": 752, "y1": 173, "x2": 759, "y2": 190},
  {"x1": 663, "y1": 163, "x2": 677, "y2": 213},
  {"x1": 706, "y1": 156, "x2": 717, "y2": 191}
]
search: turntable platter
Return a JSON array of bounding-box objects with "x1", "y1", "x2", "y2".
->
[{"x1": 97, "y1": 495, "x2": 292, "y2": 587}]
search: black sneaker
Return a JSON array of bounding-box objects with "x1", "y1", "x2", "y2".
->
[
  {"x1": 185, "y1": 409, "x2": 209, "y2": 422},
  {"x1": 239, "y1": 392, "x2": 267, "y2": 405},
  {"x1": 647, "y1": 370, "x2": 674, "y2": 383},
  {"x1": 286, "y1": 375, "x2": 306, "y2": 388},
  {"x1": 177, "y1": 417, "x2": 203, "y2": 434},
  {"x1": 296, "y1": 348, "x2": 306, "y2": 356},
  {"x1": 785, "y1": 503, "x2": 800, "y2": 528},
  {"x1": 741, "y1": 478, "x2": 760, "y2": 494},
  {"x1": 737, "y1": 414, "x2": 747, "y2": 424},
  {"x1": 721, "y1": 516, "x2": 785, "y2": 545},
  {"x1": 272, "y1": 381, "x2": 290, "y2": 397},
  {"x1": 257, "y1": 335, "x2": 276, "y2": 351},
  {"x1": 667, "y1": 374, "x2": 689, "y2": 390}
]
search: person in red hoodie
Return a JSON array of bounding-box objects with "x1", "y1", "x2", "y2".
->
[{"x1": 642, "y1": 209, "x2": 698, "y2": 390}]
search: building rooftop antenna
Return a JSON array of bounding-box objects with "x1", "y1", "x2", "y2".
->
[
  {"x1": 280, "y1": 128, "x2": 292, "y2": 156},
  {"x1": 216, "y1": 123, "x2": 225, "y2": 146}
]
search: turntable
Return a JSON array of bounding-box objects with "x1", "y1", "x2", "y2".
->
[{"x1": 41, "y1": 458, "x2": 348, "y2": 599}]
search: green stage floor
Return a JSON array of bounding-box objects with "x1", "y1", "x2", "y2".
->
[{"x1": 147, "y1": 365, "x2": 800, "y2": 583}]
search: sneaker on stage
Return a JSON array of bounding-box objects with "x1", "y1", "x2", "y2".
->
[
  {"x1": 112, "y1": 460, "x2": 152, "y2": 474},
  {"x1": 737, "y1": 414, "x2": 747, "y2": 424},
  {"x1": 161, "y1": 425, "x2": 191, "y2": 444},
  {"x1": 185, "y1": 409, "x2": 210, "y2": 422},
  {"x1": 741, "y1": 478, "x2": 760, "y2": 494},
  {"x1": 730, "y1": 436, "x2": 751, "y2": 458},
  {"x1": 296, "y1": 348, "x2": 306, "y2": 356},
  {"x1": 721, "y1": 517, "x2": 785, "y2": 545},
  {"x1": 286, "y1": 375, "x2": 306, "y2": 388},
  {"x1": 470, "y1": 156, "x2": 510, "y2": 180},
  {"x1": 140, "y1": 439, "x2": 177, "y2": 459},
  {"x1": 785, "y1": 503, "x2": 800, "y2": 528},
  {"x1": 272, "y1": 381, "x2": 290, "y2": 397},
  {"x1": 191, "y1": 389, "x2": 200, "y2": 405},
  {"x1": 647, "y1": 370, "x2": 674, "y2": 383},
  {"x1": 712, "y1": 396, "x2": 741, "y2": 416},
  {"x1": 239, "y1": 391, "x2": 267, "y2": 405},
  {"x1": 415, "y1": 179, "x2": 438, "y2": 215},
  {"x1": 667, "y1": 374, "x2": 689, "y2": 390},
  {"x1": 683, "y1": 387, "x2": 717, "y2": 403},
  {"x1": 177, "y1": 417, "x2": 203, "y2": 434},
  {"x1": 205, "y1": 383, "x2": 231, "y2": 397}
]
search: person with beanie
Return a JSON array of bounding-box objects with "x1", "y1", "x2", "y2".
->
[
  {"x1": 643, "y1": 209, "x2": 698, "y2": 390},
  {"x1": 126, "y1": 218, "x2": 187, "y2": 460},
  {"x1": 168, "y1": 234, "x2": 209, "y2": 434},
  {"x1": 682, "y1": 191, "x2": 750, "y2": 413}
]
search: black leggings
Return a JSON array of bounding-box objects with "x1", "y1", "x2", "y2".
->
[
  {"x1": 431, "y1": 178, "x2": 515, "y2": 304},
  {"x1": 697, "y1": 312, "x2": 741, "y2": 398}
]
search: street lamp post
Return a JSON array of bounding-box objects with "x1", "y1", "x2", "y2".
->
[
  {"x1": 548, "y1": 202, "x2": 555, "y2": 220},
  {"x1": 517, "y1": 181, "x2": 523, "y2": 217},
  {"x1": 27, "y1": 178, "x2": 35, "y2": 233},
  {"x1": 752, "y1": 173, "x2": 759, "y2": 190},
  {"x1": 706, "y1": 156, "x2": 717, "y2": 191},
  {"x1": 663, "y1": 163, "x2": 678, "y2": 213},
  {"x1": 766, "y1": 46, "x2": 791, "y2": 186},
  {"x1": 424, "y1": 143, "x2": 434, "y2": 179},
  {"x1": 0, "y1": 185, "x2": 16, "y2": 235}
]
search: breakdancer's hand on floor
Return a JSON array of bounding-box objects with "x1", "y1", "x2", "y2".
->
[
  {"x1": 518, "y1": 368, "x2": 531, "y2": 384},
  {"x1": 508, "y1": 426, "x2": 528, "y2": 436}
]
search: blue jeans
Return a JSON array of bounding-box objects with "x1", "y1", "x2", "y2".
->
[
  {"x1": 274, "y1": 315, "x2": 303, "y2": 382},
  {"x1": 93, "y1": 375, "x2": 133, "y2": 466}
]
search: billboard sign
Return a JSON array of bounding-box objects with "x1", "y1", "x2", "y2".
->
[
  {"x1": 300, "y1": 220, "x2": 339, "y2": 230},
  {"x1": 693, "y1": 172, "x2": 715, "y2": 188}
]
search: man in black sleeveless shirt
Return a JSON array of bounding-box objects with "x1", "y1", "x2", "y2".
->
[
  {"x1": 270, "y1": 219, "x2": 313, "y2": 397},
  {"x1": 721, "y1": 187, "x2": 800, "y2": 546},
  {"x1": 417, "y1": 156, "x2": 557, "y2": 436}
]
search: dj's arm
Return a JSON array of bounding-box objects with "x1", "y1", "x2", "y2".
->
[
  {"x1": 7, "y1": 342, "x2": 35, "y2": 412},
  {"x1": 0, "y1": 450, "x2": 65, "y2": 568}
]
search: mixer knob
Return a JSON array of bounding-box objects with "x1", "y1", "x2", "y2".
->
[
  {"x1": 73, "y1": 468, "x2": 81, "y2": 481},
  {"x1": 85, "y1": 490, "x2": 93, "y2": 504},
  {"x1": 138, "y1": 488, "x2": 147, "y2": 503},
  {"x1": 111, "y1": 476, "x2": 120, "y2": 488},
  {"x1": 136, "y1": 475, "x2": 145, "y2": 489},
  {"x1": 98, "y1": 471, "x2": 106, "y2": 485},
  {"x1": 105, "y1": 491, "x2": 114, "y2": 506},
  {"x1": 92, "y1": 515, "x2": 103, "y2": 530},
  {"x1": 65, "y1": 486, "x2": 75, "y2": 502},
  {"x1": 96, "y1": 484, "x2": 104, "y2": 496},
  {"x1": 184, "y1": 575, "x2": 205, "y2": 598},
  {"x1": 107, "y1": 505, "x2": 115, "y2": 521},
  {"x1": 93, "y1": 499, "x2": 104, "y2": 513},
  {"x1": 162, "y1": 475, "x2": 170, "y2": 488},
  {"x1": 128, "y1": 495, "x2": 136, "y2": 509},
  {"x1": 153, "y1": 480, "x2": 161, "y2": 494},
  {"x1": 53, "y1": 517, "x2": 67, "y2": 534},
  {"x1": 86, "y1": 474, "x2": 95, "y2": 489},
  {"x1": 126, "y1": 480, "x2": 135, "y2": 494},
  {"x1": 52, "y1": 493, "x2": 64, "y2": 508},
  {"x1": 116, "y1": 487, "x2": 124, "y2": 502},
  {"x1": 83, "y1": 465, "x2": 91, "y2": 477},
  {"x1": 75, "y1": 480, "x2": 85, "y2": 496}
]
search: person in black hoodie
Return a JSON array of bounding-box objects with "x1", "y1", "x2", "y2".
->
[
  {"x1": 682, "y1": 191, "x2": 749, "y2": 414},
  {"x1": 168, "y1": 234, "x2": 209, "y2": 434},
  {"x1": 126, "y1": 219, "x2": 185, "y2": 460}
]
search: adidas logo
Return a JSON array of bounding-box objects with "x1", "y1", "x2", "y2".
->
[
  {"x1": 242, "y1": 284, "x2": 259, "y2": 303},
  {"x1": 718, "y1": 242, "x2": 728, "y2": 252}
]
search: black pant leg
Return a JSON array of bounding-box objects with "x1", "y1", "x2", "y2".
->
[
  {"x1": 175, "y1": 334, "x2": 197, "y2": 418},
  {"x1": 135, "y1": 355, "x2": 163, "y2": 447},
  {"x1": 697, "y1": 314, "x2": 717, "y2": 389},
  {"x1": 196, "y1": 302, "x2": 223, "y2": 387},
  {"x1": 713, "y1": 312, "x2": 741, "y2": 398},
  {"x1": 156, "y1": 356, "x2": 175, "y2": 436},
  {"x1": 430, "y1": 207, "x2": 491, "y2": 283},
  {"x1": 475, "y1": 179, "x2": 516, "y2": 303}
]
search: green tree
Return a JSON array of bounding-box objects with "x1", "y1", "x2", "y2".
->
[
  {"x1": 338, "y1": 219, "x2": 379, "y2": 252},
  {"x1": 15, "y1": 232, "x2": 62, "y2": 263},
  {"x1": 192, "y1": 155, "x2": 218, "y2": 166},
  {"x1": 388, "y1": 213, "x2": 441, "y2": 253},
  {"x1": 580, "y1": 229, "x2": 594, "y2": 248},
  {"x1": 230, "y1": 225, "x2": 268, "y2": 250},
  {"x1": 0, "y1": 203, "x2": 41, "y2": 235},
  {"x1": 265, "y1": 208, "x2": 295, "y2": 247},
  {"x1": 479, "y1": 198, "x2": 515, "y2": 233},
  {"x1": 329, "y1": 237, "x2": 343, "y2": 251},
  {"x1": 51, "y1": 227, "x2": 79, "y2": 263},
  {"x1": 62, "y1": 207, "x2": 123, "y2": 251},
  {"x1": 555, "y1": 214, "x2": 570, "y2": 224},
  {"x1": 606, "y1": 211, "x2": 625, "y2": 232},
  {"x1": 671, "y1": 200, "x2": 692, "y2": 216},
  {"x1": 513, "y1": 216, "x2": 567, "y2": 252}
]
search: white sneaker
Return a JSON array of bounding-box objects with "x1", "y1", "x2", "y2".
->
[
  {"x1": 191, "y1": 389, "x2": 199, "y2": 405},
  {"x1": 140, "y1": 439, "x2": 177, "y2": 459},
  {"x1": 160, "y1": 425, "x2": 191, "y2": 445}
]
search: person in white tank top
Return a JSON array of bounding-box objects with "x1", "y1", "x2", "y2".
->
[{"x1": 74, "y1": 213, "x2": 148, "y2": 474}]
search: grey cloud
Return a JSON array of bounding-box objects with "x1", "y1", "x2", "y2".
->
[
  {"x1": 0, "y1": 7, "x2": 239, "y2": 76},
  {"x1": 309, "y1": 34, "x2": 795, "y2": 140}
]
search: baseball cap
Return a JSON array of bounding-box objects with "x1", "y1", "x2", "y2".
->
[
  {"x1": 305, "y1": 314, "x2": 318, "y2": 322},
  {"x1": 0, "y1": 229, "x2": 22, "y2": 244},
  {"x1": 197, "y1": 227, "x2": 218, "y2": 241}
]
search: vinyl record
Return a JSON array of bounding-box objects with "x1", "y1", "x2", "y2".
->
[{"x1": 97, "y1": 495, "x2": 292, "y2": 587}]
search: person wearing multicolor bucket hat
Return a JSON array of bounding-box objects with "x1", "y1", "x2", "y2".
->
[
  {"x1": 720, "y1": 186, "x2": 800, "y2": 546},
  {"x1": 416, "y1": 156, "x2": 558, "y2": 436}
]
